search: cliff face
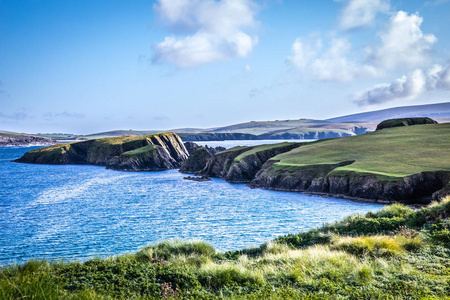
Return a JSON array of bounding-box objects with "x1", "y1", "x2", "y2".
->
[
  {"x1": 199, "y1": 143, "x2": 302, "y2": 182},
  {"x1": 179, "y1": 142, "x2": 227, "y2": 174},
  {"x1": 225, "y1": 143, "x2": 301, "y2": 183},
  {"x1": 249, "y1": 161, "x2": 450, "y2": 203},
  {"x1": 14, "y1": 132, "x2": 189, "y2": 171},
  {"x1": 199, "y1": 146, "x2": 252, "y2": 178},
  {"x1": 179, "y1": 147, "x2": 213, "y2": 174},
  {"x1": 0, "y1": 134, "x2": 55, "y2": 146}
]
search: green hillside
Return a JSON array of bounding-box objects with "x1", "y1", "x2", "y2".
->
[{"x1": 272, "y1": 123, "x2": 450, "y2": 181}]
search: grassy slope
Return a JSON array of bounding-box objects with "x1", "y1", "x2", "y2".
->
[
  {"x1": 234, "y1": 142, "x2": 297, "y2": 162},
  {"x1": 272, "y1": 123, "x2": 450, "y2": 181},
  {"x1": 2, "y1": 197, "x2": 450, "y2": 299},
  {"x1": 121, "y1": 145, "x2": 157, "y2": 157}
]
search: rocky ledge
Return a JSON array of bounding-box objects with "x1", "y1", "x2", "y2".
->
[
  {"x1": 0, "y1": 134, "x2": 55, "y2": 146},
  {"x1": 14, "y1": 132, "x2": 189, "y2": 171}
]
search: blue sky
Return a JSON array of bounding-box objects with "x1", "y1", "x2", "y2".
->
[{"x1": 1, "y1": 0, "x2": 449, "y2": 134}]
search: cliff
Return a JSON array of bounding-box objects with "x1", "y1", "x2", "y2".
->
[
  {"x1": 249, "y1": 123, "x2": 450, "y2": 203},
  {"x1": 14, "y1": 132, "x2": 189, "y2": 171},
  {"x1": 179, "y1": 142, "x2": 227, "y2": 174},
  {"x1": 199, "y1": 142, "x2": 301, "y2": 182},
  {"x1": 224, "y1": 143, "x2": 301, "y2": 183},
  {"x1": 0, "y1": 134, "x2": 55, "y2": 146}
]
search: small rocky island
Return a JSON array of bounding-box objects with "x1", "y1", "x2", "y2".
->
[{"x1": 14, "y1": 132, "x2": 189, "y2": 171}]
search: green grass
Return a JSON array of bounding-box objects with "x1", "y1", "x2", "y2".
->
[
  {"x1": 2, "y1": 197, "x2": 450, "y2": 299},
  {"x1": 121, "y1": 145, "x2": 157, "y2": 157},
  {"x1": 272, "y1": 123, "x2": 450, "y2": 181},
  {"x1": 234, "y1": 142, "x2": 298, "y2": 162}
]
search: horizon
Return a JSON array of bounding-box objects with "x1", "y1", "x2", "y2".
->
[{"x1": 1, "y1": 0, "x2": 450, "y2": 134}]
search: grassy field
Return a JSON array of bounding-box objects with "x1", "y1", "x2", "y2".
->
[
  {"x1": 272, "y1": 123, "x2": 450, "y2": 181},
  {"x1": 234, "y1": 142, "x2": 298, "y2": 162},
  {"x1": 1, "y1": 197, "x2": 450, "y2": 299}
]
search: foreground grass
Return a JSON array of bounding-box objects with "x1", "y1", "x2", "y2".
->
[
  {"x1": 272, "y1": 123, "x2": 450, "y2": 181},
  {"x1": 2, "y1": 197, "x2": 450, "y2": 299}
]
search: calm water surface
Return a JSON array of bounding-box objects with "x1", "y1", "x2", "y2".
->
[{"x1": 0, "y1": 144, "x2": 384, "y2": 266}]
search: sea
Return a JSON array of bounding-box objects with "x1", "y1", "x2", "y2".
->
[{"x1": 0, "y1": 141, "x2": 384, "y2": 266}]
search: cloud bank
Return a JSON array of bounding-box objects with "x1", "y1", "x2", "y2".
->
[
  {"x1": 153, "y1": 0, "x2": 258, "y2": 68},
  {"x1": 288, "y1": 10, "x2": 437, "y2": 82},
  {"x1": 354, "y1": 64, "x2": 450, "y2": 106}
]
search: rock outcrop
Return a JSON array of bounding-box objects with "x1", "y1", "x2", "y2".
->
[
  {"x1": 199, "y1": 143, "x2": 302, "y2": 183},
  {"x1": 0, "y1": 134, "x2": 55, "y2": 146},
  {"x1": 224, "y1": 143, "x2": 301, "y2": 183},
  {"x1": 249, "y1": 161, "x2": 450, "y2": 203},
  {"x1": 179, "y1": 142, "x2": 226, "y2": 174},
  {"x1": 179, "y1": 147, "x2": 214, "y2": 174},
  {"x1": 14, "y1": 132, "x2": 189, "y2": 171},
  {"x1": 376, "y1": 117, "x2": 438, "y2": 131},
  {"x1": 433, "y1": 182, "x2": 450, "y2": 201}
]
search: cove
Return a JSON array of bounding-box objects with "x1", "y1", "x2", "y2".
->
[{"x1": 0, "y1": 146, "x2": 384, "y2": 266}]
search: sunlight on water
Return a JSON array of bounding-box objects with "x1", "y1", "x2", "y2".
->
[{"x1": 0, "y1": 145, "x2": 384, "y2": 266}]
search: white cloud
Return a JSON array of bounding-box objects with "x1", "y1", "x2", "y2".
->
[
  {"x1": 354, "y1": 64, "x2": 450, "y2": 106},
  {"x1": 368, "y1": 11, "x2": 437, "y2": 69},
  {"x1": 153, "y1": 0, "x2": 258, "y2": 68},
  {"x1": 287, "y1": 37, "x2": 377, "y2": 82},
  {"x1": 338, "y1": 0, "x2": 390, "y2": 30}
]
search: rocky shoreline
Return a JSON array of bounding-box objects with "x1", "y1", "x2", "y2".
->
[
  {"x1": 0, "y1": 134, "x2": 56, "y2": 147},
  {"x1": 14, "y1": 132, "x2": 189, "y2": 171}
]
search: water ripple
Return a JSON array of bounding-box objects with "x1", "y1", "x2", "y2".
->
[{"x1": 0, "y1": 146, "x2": 384, "y2": 266}]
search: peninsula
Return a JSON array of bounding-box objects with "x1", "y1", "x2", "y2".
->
[{"x1": 14, "y1": 132, "x2": 189, "y2": 171}]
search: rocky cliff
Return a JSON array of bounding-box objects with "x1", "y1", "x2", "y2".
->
[
  {"x1": 0, "y1": 134, "x2": 55, "y2": 146},
  {"x1": 247, "y1": 123, "x2": 450, "y2": 203},
  {"x1": 199, "y1": 143, "x2": 301, "y2": 183},
  {"x1": 249, "y1": 162, "x2": 450, "y2": 203},
  {"x1": 179, "y1": 142, "x2": 227, "y2": 174},
  {"x1": 14, "y1": 132, "x2": 189, "y2": 171},
  {"x1": 224, "y1": 143, "x2": 301, "y2": 183}
]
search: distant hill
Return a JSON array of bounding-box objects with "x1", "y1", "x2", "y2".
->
[
  {"x1": 4, "y1": 102, "x2": 449, "y2": 141},
  {"x1": 326, "y1": 102, "x2": 450, "y2": 122}
]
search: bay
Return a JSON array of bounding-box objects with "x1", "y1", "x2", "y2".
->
[{"x1": 0, "y1": 143, "x2": 383, "y2": 266}]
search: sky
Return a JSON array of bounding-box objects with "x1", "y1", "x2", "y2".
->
[{"x1": 0, "y1": 0, "x2": 450, "y2": 134}]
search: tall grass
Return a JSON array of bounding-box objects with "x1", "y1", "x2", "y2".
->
[{"x1": 1, "y1": 197, "x2": 450, "y2": 299}]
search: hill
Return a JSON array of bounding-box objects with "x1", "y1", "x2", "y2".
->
[
  {"x1": 250, "y1": 123, "x2": 450, "y2": 202},
  {"x1": 327, "y1": 102, "x2": 450, "y2": 122}
]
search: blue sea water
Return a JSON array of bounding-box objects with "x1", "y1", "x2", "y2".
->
[{"x1": 0, "y1": 145, "x2": 384, "y2": 266}]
